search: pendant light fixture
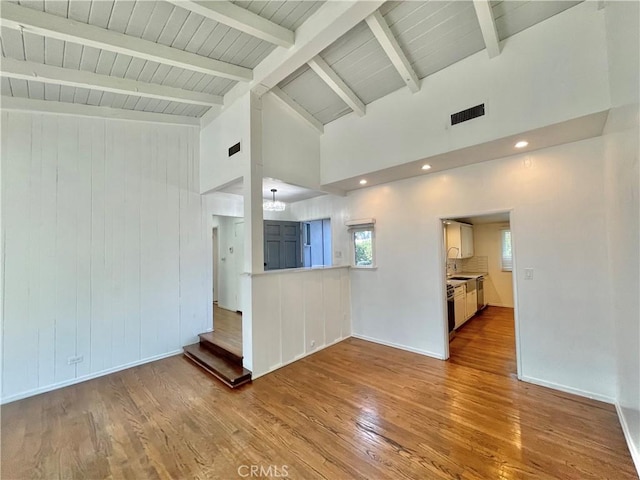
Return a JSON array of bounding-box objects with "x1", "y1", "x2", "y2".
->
[{"x1": 263, "y1": 188, "x2": 286, "y2": 212}]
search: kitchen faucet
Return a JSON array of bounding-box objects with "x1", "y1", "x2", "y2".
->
[{"x1": 446, "y1": 247, "x2": 460, "y2": 276}]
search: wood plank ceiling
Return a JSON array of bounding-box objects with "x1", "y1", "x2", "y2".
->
[{"x1": 0, "y1": 0, "x2": 582, "y2": 123}]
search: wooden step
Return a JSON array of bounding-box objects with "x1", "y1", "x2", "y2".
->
[
  {"x1": 183, "y1": 343, "x2": 251, "y2": 389},
  {"x1": 199, "y1": 332, "x2": 243, "y2": 366}
]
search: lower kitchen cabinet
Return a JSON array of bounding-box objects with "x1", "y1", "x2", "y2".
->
[{"x1": 465, "y1": 288, "x2": 477, "y2": 320}]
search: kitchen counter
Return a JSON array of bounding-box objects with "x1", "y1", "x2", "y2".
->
[{"x1": 446, "y1": 272, "x2": 488, "y2": 286}]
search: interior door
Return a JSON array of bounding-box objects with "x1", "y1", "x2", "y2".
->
[{"x1": 264, "y1": 220, "x2": 302, "y2": 270}]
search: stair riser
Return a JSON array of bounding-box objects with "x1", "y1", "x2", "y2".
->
[
  {"x1": 199, "y1": 338, "x2": 243, "y2": 366},
  {"x1": 184, "y1": 352, "x2": 251, "y2": 389}
]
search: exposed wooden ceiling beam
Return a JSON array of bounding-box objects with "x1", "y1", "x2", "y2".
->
[
  {"x1": 473, "y1": 0, "x2": 501, "y2": 58},
  {"x1": 210, "y1": 0, "x2": 385, "y2": 126},
  {"x1": 1, "y1": 96, "x2": 200, "y2": 126},
  {"x1": 365, "y1": 11, "x2": 420, "y2": 94},
  {"x1": 166, "y1": 0, "x2": 294, "y2": 48},
  {"x1": 307, "y1": 56, "x2": 365, "y2": 117},
  {"x1": 0, "y1": 58, "x2": 223, "y2": 107},
  {"x1": 270, "y1": 87, "x2": 324, "y2": 134},
  {"x1": 0, "y1": 2, "x2": 252, "y2": 82}
]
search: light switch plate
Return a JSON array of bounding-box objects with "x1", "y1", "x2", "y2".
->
[{"x1": 524, "y1": 268, "x2": 534, "y2": 280}]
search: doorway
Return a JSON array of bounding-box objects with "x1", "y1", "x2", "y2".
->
[
  {"x1": 441, "y1": 211, "x2": 520, "y2": 378},
  {"x1": 212, "y1": 227, "x2": 219, "y2": 306},
  {"x1": 211, "y1": 214, "x2": 245, "y2": 358}
]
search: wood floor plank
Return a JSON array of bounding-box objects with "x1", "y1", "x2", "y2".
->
[{"x1": 1, "y1": 307, "x2": 636, "y2": 479}]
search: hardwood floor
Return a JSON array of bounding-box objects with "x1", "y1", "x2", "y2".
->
[
  {"x1": 449, "y1": 306, "x2": 517, "y2": 378},
  {"x1": 210, "y1": 304, "x2": 243, "y2": 356},
  {"x1": 1, "y1": 337, "x2": 636, "y2": 479}
]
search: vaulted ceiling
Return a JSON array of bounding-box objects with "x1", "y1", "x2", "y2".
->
[{"x1": 0, "y1": 0, "x2": 582, "y2": 126}]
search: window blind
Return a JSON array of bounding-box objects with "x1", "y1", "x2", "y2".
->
[{"x1": 501, "y1": 229, "x2": 513, "y2": 271}]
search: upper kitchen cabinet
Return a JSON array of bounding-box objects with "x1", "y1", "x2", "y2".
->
[{"x1": 446, "y1": 221, "x2": 474, "y2": 258}]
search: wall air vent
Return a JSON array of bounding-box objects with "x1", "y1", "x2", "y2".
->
[
  {"x1": 228, "y1": 142, "x2": 241, "y2": 157},
  {"x1": 451, "y1": 104, "x2": 485, "y2": 126}
]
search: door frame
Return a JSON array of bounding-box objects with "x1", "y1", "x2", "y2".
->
[
  {"x1": 438, "y1": 207, "x2": 522, "y2": 379},
  {"x1": 212, "y1": 227, "x2": 219, "y2": 305}
]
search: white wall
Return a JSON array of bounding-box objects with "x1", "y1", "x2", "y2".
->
[
  {"x1": 321, "y1": 2, "x2": 610, "y2": 184},
  {"x1": 250, "y1": 267, "x2": 350, "y2": 378},
  {"x1": 199, "y1": 95, "x2": 250, "y2": 194},
  {"x1": 1, "y1": 111, "x2": 210, "y2": 403},
  {"x1": 603, "y1": 0, "x2": 640, "y2": 470},
  {"x1": 290, "y1": 137, "x2": 616, "y2": 401},
  {"x1": 473, "y1": 223, "x2": 514, "y2": 308},
  {"x1": 262, "y1": 93, "x2": 321, "y2": 190}
]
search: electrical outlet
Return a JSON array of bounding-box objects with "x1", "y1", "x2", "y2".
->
[
  {"x1": 310, "y1": 340, "x2": 316, "y2": 348},
  {"x1": 67, "y1": 355, "x2": 83, "y2": 365},
  {"x1": 524, "y1": 268, "x2": 534, "y2": 280},
  {"x1": 335, "y1": 251, "x2": 342, "y2": 259}
]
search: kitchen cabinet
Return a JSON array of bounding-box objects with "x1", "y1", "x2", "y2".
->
[
  {"x1": 454, "y1": 285, "x2": 466, "y2": 329},
  {"x1": 446, "y1": 221, "x2": 474, "y2": 258},
  {"x1": 465, "y1": 287, "x2": 477, "y2": 320}
]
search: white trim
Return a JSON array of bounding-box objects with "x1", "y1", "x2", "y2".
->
[
  {"x1": 473, "y1": 0, "x2": 501, "y2": 58},
  {"x1": 0, "y1": 3, "x2": 252, "y2": 82},
  {"x1": 166, "y1": 0, "x2": 294, "y2": 48},
  {"x1": 615, "y1": 403, "x2": 640, "y2": 475},
  {"x1": 1, "y1": 96, "x2": 200, "y2": 126},
  {"x1": 520, "y1": 375, "x2": 615, "y2": 404},
  {"x1": 365, "y1": 11, "x2": 420, "y2": 94},
  {"x1": 345, "y1": 218, "x2": 375, "y2": 227},
  {"x1": 0, "y1": 350, "x2": 183, "y2": 405},
  {"x1": 487, "y1": 302, "x2": 514, "y2": 308},
  {"x1": 308, "y1": 56, "x2": 366, "y2": 117},
  {"x1": 251, "y1": 335, "x2": 350, "y2": 380},
  {"x1": 438, "y1": 208, "x2": 519, "y2": 375},
  {"x1": 270, "y1": 87, "x2": 324, "y2": 134},
  {"x1": 0, "y1": 58, "x2": 223, "y2": 107},
  {"x1": 351, "y1": 333, "x2": 446, "y2": 360}
]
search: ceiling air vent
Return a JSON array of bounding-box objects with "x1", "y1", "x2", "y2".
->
[
  {"x1": 451, "y1": 104, "x2": 485, "y2": 126},
  {"x1": 228, "y1": 142, "x2": 241, "y2": 157}
]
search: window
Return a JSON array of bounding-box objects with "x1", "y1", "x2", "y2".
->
[
  {"x1": 501, "y1": 229, "x2": 513, "y2": 271},
  {"x1": 346, "y1": 218, "x2": 376, "y2": 268},
  {"x1": 351, "y1": 227, "x2": 373, "y2": 267}
]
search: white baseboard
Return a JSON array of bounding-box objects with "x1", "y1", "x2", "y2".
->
[
  {"x1": 487, "y1": 302, "x2": 514, "y2": 308},
  {"x1": 1, "y1": 349, "x2": 183, "y2": 405},
  {"x1": 615, "y1": 403, "x2": 640, "y2": 476},
  {"x1": 251, "y1": 336, "x2": 350, "y2": 380},
  {"x1": 519, "y1": 374, "x2": 615, "y2": 404},
  {"x1": 351, "y1": 333, "x2": 446, "y2": 360}
]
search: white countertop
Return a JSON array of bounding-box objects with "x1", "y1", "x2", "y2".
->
[
  {"x1": 250, "y1": 265, "x2": 350, "y2": 276},
  {"x1": 446, "y1": 272, "x2": 488, "y2": 287}
]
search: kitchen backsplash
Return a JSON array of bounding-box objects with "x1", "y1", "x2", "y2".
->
[{"x1": 447, "y1": 256, "x2": 488, "y2": 275}]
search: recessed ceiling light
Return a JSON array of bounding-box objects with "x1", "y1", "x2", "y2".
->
[
  {"x1": 515, "y1": 140, "x2": 529, "y2": 149},
  {"x1": 359, "y1": 179, "x2": 367, "y2": 185},
  {"x1": 421, "y1": 164, "x2": 432, "y2": 170}
]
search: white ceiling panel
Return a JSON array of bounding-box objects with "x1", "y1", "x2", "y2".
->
[
  {"x1": 233, "y1": 1, "x2": 324, "y2": 31},
  {"x1": 279, "y1": 65, "x2": 351, "y2": 125},
  {"x1": 384, "y1": 1, "x2": 484, "y2": 80},
  {"x1": 1, "y1": 77, "x2": 13, "y2": 96},
  {"x1": 320, "y1": 21, "x2": 405, "y2": 105},
  {"x1": 0, "y1": 0, "x2": 587, "y2": 125},
  {"x1": 491, "y1": 1, "x2": 583, "y2": 41}
]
